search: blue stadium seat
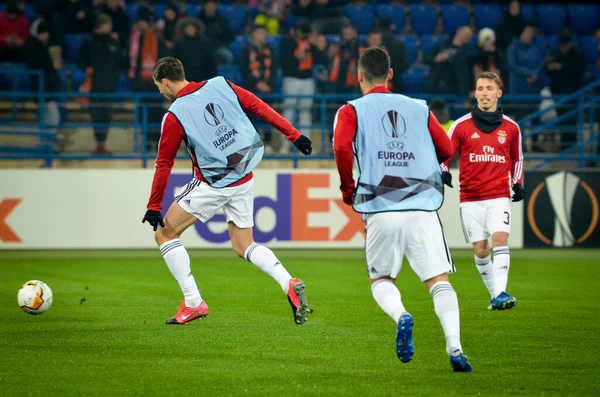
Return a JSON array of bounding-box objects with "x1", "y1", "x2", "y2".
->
[
  {"x1": 58, "y1": 64, "x2": 86, "y2": 91},
  {"x1": 567, "y1": 4, "x2": 598, "y2": 35},
  {"x1": 273, "y1": 69, "x2": 283, "y2": 94},
  {"x1": 579, "y1": 36, "x2": 599, "y2": 65},
  {"x1": 64, "y1": 33, "x2": 89, "y2": 63},
  {"x1": 153, "y1": 4, "x2": 166, "y2": 19},
  {"x1": 402, "y1": 69, "x2": 426, "y2": 95},
  {"x1": 345, "y1": 4, "x2": 375, "y2": 34},
  {"x1": 266, "y1": 35, "x2": 281, "y2": 60},
  {"x1": 218, "y1": 5, "x2": 247, "y2": 35},
  {"x1": 24, "y1": 3, "x2": 35, "y2": 22},
  {"x1": 520, "y1": 4, "x2": 536, "y2": 25},
  {"x1": 326, "y1": 34, "x2": 341, "y2": 45},
  {"x1": 536, "y1": 4, "x2": 567, "y2": 35},
  {"x1": 125, "y1": 3, "x2": 141, "y2": 22},
  {"x1": 421, "y1": 34, "x2": 449, "y2": 57},
  {"x1": 118, "y1": 73, "x2": 131, "y2": 93},
  {"x1": 228, "y1": 35, "x2": 248, "y2": 63},
  {"x1": 441, "y1": 5, "x2": 470, "y2": 36},
  {"x1": 409, "y1": 5, "x2": 438, "y2": 35},
  {"x1": 473, "y1": 4, "x2": 503, "y2": 30},
  {"x1": 186, "y1": 5, "x2": 202, "y2": 18},
  {"x1": 358, "y1": 34, "x2": 367, "y2": 46},
  {"x1": 399, "y1": 35, "x2": 418, "y2": 64},
  {"x1": 469, "y1": 35, "x2": 478, "y2": 48},
  {"x1": 218, "y1": 64, "x2": 242, "y2": 85},
  {"x1": 247, "y1": 6, "x2": 259, "y2": 20},
  {"x1": 375, "y1": 5, "x2": 406, "y2": 33}
]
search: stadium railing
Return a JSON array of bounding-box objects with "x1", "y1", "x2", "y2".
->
[{"x1": 1, "y1": 67, "x2": 598, "y2": 169}]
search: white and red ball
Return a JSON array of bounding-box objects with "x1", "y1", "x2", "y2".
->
[{"x1": 18, "y1": 280, "x2": 53, "y2": 315}]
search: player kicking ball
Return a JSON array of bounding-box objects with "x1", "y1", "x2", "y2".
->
[
  {"x1": 333, "y1": 48, "x2": 471, "y2": 372},
  {"x1": 141, "y1": 57, "x2": 313, "y2": 325},
  {"x1": 441, "y1": 72, "x2": 523, "y2": 311}
]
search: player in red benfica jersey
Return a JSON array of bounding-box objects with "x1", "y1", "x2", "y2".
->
[{"x1": 442, "y1": 72, "x2": 524, "y2": 310}]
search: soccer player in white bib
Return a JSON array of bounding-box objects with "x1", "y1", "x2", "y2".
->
[
  {"x1": 333, "y1": 47, "x2": 472, "y2": 372},
  {"x1": 141, "y1": 57, "x2": 314, "y2": 325},
  {"x1": 441, "y1": 71, "x2": 524, "y2": 310}
]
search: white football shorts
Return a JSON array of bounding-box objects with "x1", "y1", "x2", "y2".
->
[
  {"x1": 459, "y1": 197, "x2": 511, "y2": 243},
  {"x1": 364, "y1": 211, "x2": 455, "y2": 282},
  {"x1": 175, "y1": 178, "x2": 254, "y2": 228}
]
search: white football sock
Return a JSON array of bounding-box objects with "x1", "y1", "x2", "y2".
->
[
  {"x1": 160, "y1": 239, "x2": 202, "y2": 308},
  {"x1": 475, "y1": 254, "x2": 494, "y2": 298},
  {"x1": 492, "y1": 246, "x2": 510, "y2": 298},
  {"x1": 430, "y1": 281, "x2": 462, "y2": 354},
  {"x1": 371, "y1": 279, "x2": 406, "y2": 324},
  {"x1": 244, "y1": 243, "x2": 292, "y2": 293}
]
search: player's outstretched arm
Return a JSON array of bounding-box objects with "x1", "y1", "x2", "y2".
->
[
  {"x1": 226, "y1": 81, "x2": 312, "y2": 155},
  {"x1": 143, "y1": 112, "x2": 184, "y2": 230}
]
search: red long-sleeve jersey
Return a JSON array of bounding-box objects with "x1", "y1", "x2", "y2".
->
[
  {"x1": 441, "y1": 113, "x2": 523, "y2": 203},
  {"x1": 0, "y1": 13, "x2": 29, "y2": 48},
  {"x1": 333, "y1": 86, "x2": 453, "y2": 204},
  {"x1": 147, "y1": 81, "x2": 302, "y2": 211}
]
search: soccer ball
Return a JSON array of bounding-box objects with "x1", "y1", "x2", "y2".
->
[{"x1": 18, "y1": 280, "x2": 53, "y2": 315}]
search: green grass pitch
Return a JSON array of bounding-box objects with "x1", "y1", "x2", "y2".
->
[{"x1": 1, "y1": 249, "x2": 599, "y2": 396}]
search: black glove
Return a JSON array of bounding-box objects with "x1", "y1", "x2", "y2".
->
[
  {"x1": 512, "y1": 184, "x2": 525, "y2": 202},
  {"x1": 142, "y1": 210, "x2": 164, "y2": 231},
  {"x1": 442, "y1": 171, "x2": 453, "y2": 188},
  {"x1": 293, "y1": 135, "x2": 312, "y2": 156}
]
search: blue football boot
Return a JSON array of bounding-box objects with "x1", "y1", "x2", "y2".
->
[
  {"x1": 450, "y1": 349, "x2": 473, "y2": 372},
  {"x1": 396, "y1": 313, "x2": 414, "y2": 363},
  {"x1": 488, "y1": 291, "x2": 517, "y2": 310}
]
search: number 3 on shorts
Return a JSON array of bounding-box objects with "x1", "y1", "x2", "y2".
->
[{"x1": 503, "y1": 211, "x2": 510, "y2": 225}]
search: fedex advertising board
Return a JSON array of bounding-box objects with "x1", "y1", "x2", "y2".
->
[{"x1": 0, "y1": 169, "x2": 523, "y2": 249}]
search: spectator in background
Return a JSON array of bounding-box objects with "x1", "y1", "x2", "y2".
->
[
  {"x1": 65, "y1": 0, "x2": 95, "y2": 33},
  {"x1": 281, "y1": 20, "x2": 316, "y2": 154},
  {"x1": 507, "y1": 26, "x2": 549, "y2": 125},
  {"x1": 77, "y1": 14, "x2": 127, "y2": 155},
  {"x1": 423, "y1": 26, "x2": 474, "y2": 96},
  {"x1": 22, "y1": 21, "x2": 62, "y2": 145},
  {"x1": 311, "y1": 0, "x2": 348, "y2": 35},
  {"x1": 128, "y1": 6, "x2": 168, "y2": 151},
  {"x1": 311, "y1": 32, "x2": 330, "y2": 93},
  {"x1": 95, "y1": 0, "x2": 130, "y2": 50},
  {"x1": 156, "y1": 2, "x2": 180, "y2": 50},
  {"x1": 496, "y1": 0, "x2": 526, "y2": 56},
  {"x1": 378, "y1": 17, "x2": 410, "y2": 94},
  {"x1": 429, "y1": 98, "x2": 454, "y2": 133},
  {"x1": 507, "y1": 26, "x2": 547, "y2": 96},
  {"x1": 473, "y1": 28, "x2": 505, "y2": 91},
  {"x1": 240, "y1": 24, "x2": 277, "y2": 153},
  {"x1": 254, "y1": 0, "x2": 284, "y2": 35},
  {"x1": 0, "y1": 0, "x2": 29, "y2": 62},
  {"x1": 329, "y1": 22, "x2": 360, "y2": 94},
  {"x1": 30, "y1": 3, "x2": 53, "y2": 37},
  {"x1": 288, "y1": 0, "x2": 312, "y2": 20},
  {"x1": 173, "y1": 17, "x2": 217, "y2": 82},
  {"x1": 544, "y1": 31, "x2": 585, "y2": 150},
  {"x1": 199, "y1": 0, "x2": 234, "y2": 64}
]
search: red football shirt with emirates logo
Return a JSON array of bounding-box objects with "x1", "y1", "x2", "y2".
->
[{"x1": 442, "y1": 114, "x2": 523, "y2": 203}]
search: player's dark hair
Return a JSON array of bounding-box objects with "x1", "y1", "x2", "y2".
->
[
  {"x1": 476, "y1": 71, "x2": 501, "y2": 89},
  {"x1": 358, "y1": 47, "x2": 390, "y2": 82},
  {"x1": 153, "y1": 56, "x2": 185, "y2": 82}
]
